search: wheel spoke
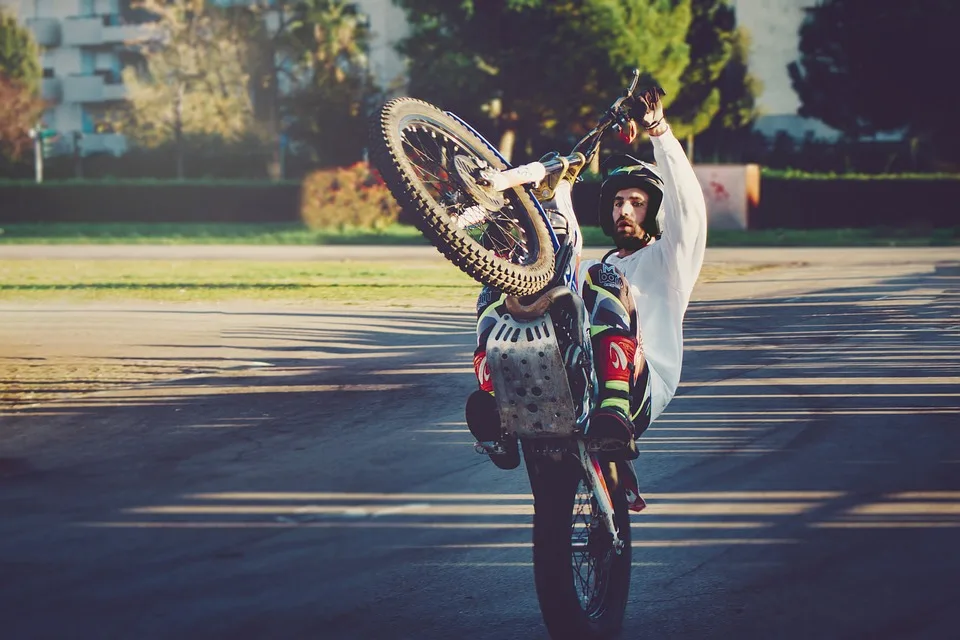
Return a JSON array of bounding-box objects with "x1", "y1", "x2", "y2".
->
[
  {"x1": 402, "y1": 133, "x2": 448, "y2": 185},
  {"x1": 569, "y1": 478, "x2": 614, "y2": 618},
  {"x1": 396, "y1": 116, "x2": 539, "y2": 267}
]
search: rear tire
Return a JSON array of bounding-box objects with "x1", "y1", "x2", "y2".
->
[
  {"x1": 369, "y1": 98, "x2": 555, "y2": 296},
  {"x1": 527, "y1": 450, "x2": 632, "y2": 639}
]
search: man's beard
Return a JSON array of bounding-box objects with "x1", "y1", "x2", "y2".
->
[{"x1": 613, "y1": 229, "x2": 650, "y2": 251}]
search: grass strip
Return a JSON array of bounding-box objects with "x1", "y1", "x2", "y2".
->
[
  {"x1": 0, "y1": 259, "x2": 480, "y2": 305},
  {"x1": 0, "y1": 259, "x2": 770, "y2": 304}
]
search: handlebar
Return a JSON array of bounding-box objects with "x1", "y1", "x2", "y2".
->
[
  {"x1": 570, "y1": 68, "x2": 642, "y2": 165},
  {"x1": 476, "y1": 70, "x2": 649, "y2": 195}
]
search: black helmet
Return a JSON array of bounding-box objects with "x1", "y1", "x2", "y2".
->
[{"x1": 598, "y1": 154, "x2": 665, "y2": 238}]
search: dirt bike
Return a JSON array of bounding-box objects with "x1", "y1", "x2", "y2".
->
[{"x1": 370, "y1": 70, "x2": 649, "y2": 639}]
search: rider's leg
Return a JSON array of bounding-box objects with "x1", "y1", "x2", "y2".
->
[
  {"x1": 581, "y1": 263, "x2": 652, "y2": 452},
  {"x1": 465, "y1": 285, "x2": 521, "y2": 469}
]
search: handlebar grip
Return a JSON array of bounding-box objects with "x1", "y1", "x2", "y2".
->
[
  {"x1": 626, "y1": 68, "x2": 640, "y2": 96},
  {"x1": 488, "y1": 162, "x2": 547, "y2": 191}
]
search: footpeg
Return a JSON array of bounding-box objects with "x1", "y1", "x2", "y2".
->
[
  {"x1": 586, "y1": 438, "x2": 628, "y2": 453},
  {"x1": 586, "y1": 437, "x2": 639, "y2": 460},
  {"x1": 474, "y1": 440, "x2": 507, "y2": 456}
]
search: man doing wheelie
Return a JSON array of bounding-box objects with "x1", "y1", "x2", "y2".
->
[{"x1": 466, "y1": 88, "x2": 708, "y2": 508}]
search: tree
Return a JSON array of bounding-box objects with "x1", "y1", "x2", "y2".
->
[
  {"x1": 0, "y1": 9, "x2": 41, "y2": 92},
  {"x1": 282, "y1": 0, "x2": 376, "y2": 168},
  {"x1": 788, "y1": 0, "x2": 960, "y2": 167},
  {"x1": 114, "y1": 0, "x2": 258, "y2": 178},
  {"x1": 0, "y1": 73, "x2": 46, "y2": 164},
  {"x1": 666, "y1": 0, "x2": 736, "y2": 159},
  {"x1": 693, "y1": 25, "x2": 760, "y2": 162},
  {"x1": 394, "y1": 0, "x2": 692, "y2": 163},
  {"x1": 1, "y1": 10, "x2": 45, "y2": 166},
  {"x1": 223, "y1": 0, "x2": 376, "y2": 172}
]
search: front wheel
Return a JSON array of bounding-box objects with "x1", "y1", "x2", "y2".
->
[
  {"x1": 528, "y1": 452, "x2": 632, "y2": 639},
  {"x1": 369, "y1": 98, "x2": 555, "y2": 296}
]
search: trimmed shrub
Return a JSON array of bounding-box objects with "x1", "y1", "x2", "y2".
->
[{"x1": 300, "y1": 162, "x2": 401, "y2": 229}]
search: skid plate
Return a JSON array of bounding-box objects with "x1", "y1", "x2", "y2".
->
[{"x1": 486, "y1": 312, "x2": 578, "y2": 439}]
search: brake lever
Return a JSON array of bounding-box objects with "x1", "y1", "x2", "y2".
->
[{"x1": 608, "y1": 69, "x2": 642, "y2": 132}]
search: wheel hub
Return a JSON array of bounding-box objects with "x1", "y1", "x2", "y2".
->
[{"x1": 454, "y1": 155, "x2": 506, "y2": 211}]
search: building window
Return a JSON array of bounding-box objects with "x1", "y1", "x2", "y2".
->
[{"x1": 82, "y1": 108, "x2": 96, "y2": 134}]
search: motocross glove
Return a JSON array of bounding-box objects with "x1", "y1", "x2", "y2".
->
[{"x1": 632, "y1": 87, "x2": 667, "y2": 135}]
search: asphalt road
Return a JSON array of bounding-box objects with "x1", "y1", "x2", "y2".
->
[{"x1": 1, "y1": 247, "x2": 959, "y2": 639}]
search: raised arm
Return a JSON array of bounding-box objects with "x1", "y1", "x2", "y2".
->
[
  {"x1": 630, "y1": 89, "x2": 708, "y2": 293},
  {"x1": 650, "y1": 127, "x2": 707, "y2": 293}
]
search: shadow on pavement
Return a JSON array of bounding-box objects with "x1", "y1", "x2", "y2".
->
[{"x1": 0, "y1": 261, "x2": 958, "y2": 638}]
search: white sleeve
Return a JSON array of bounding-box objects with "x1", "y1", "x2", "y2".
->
[{"x1": 651, "y1": 128, "x2": 707, "y2": 293}]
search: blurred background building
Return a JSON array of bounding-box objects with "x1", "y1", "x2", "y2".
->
[
  {"x1": 0, "y1": 0, "x2": 156, "y2": 156},
  {"x1": 732, "y1": 0, "x2": 840, "y2": 141},
  {"x1": 2, "y1": 0, "x2": 843, "y2": 158},
  {"x1": 1, "y1": 0, "x2": 409, "y2": 158}
]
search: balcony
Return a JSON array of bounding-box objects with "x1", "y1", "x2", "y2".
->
[
  {"x1": 62, "y1": 15, "x2": 154, "y2": 47},
  {"x1": 62, "y1": 73, "x2": 127, "y2": 103},
  {"x1": 102, "y1": 23, "x2": 154, "y2": 44},
  {"x1": 62, "y1": 16, "x2": 102, "y2": 47},
  {"x1": 26, "y1": 18, "x2": 61, "y2": 47},
  {"x1": 102, "y1": 81, "x2": 128, "y2": 101},
  {"x1": 41, "y1": 78, "x2": 62, "y2": 103}
]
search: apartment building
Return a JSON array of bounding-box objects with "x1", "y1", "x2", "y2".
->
[
  {"x1": 3, "y1": 0, "x2": 407, "y2": 157},
  {"x1": 2, "y1": 0, "x2": 153, "y2": 156}
]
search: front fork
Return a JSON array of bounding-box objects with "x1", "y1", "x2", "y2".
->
[{"x1": 577, "y1": 440, "x2": 625, "y2": 554}]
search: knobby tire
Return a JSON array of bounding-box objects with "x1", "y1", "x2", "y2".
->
[
  {"x1": 369, "y1": 98, "x2": 555, "y2": 297},
  {"x1": 527, "y1": 452, "x2": 632, "y2": 639}
]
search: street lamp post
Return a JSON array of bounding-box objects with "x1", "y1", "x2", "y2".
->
[{"x1": 29, "y1": 126, "x2": 44, "y2": 184}]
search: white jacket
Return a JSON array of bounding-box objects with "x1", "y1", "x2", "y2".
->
[{"x1": 579, "y1": 129, "x2": 707, "y2": 421}]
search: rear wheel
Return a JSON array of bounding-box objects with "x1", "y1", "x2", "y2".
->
[
  {"x1": 369, "y1": 97, "x2": 555, "y2": 296},
  {"x1": 527, "y1": 451, "x2": 632, "y2": 639}
]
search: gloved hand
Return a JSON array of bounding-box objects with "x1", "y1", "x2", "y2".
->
[{"x1": 632, "y1": 87, "x2": 668, "y2": 136}]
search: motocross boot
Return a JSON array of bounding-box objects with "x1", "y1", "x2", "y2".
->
[
  {"x1": 466, "y1": 351, "x2": 520, "y2": 470},
  {"x1": 587, "y1": 334, "x2": 640, "y2": 460}
]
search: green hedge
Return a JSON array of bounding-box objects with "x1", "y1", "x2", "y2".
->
[
  {"x1": 0, "y1": 181, "x2": 301, "y2": 224},
  {"x1": 1, "y1": 172, "x2": 957, "y2": 229},
  {"x1": 574, "y1": 172, "x2": 959, "y2": 229},
  {"x1": 753, "y1": 172, "x2": 959, "y2": 229}
]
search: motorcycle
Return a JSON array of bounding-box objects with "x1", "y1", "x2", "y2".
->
[{"x1": 370, "y1": 70, "x2": 649, "y2": 639}]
